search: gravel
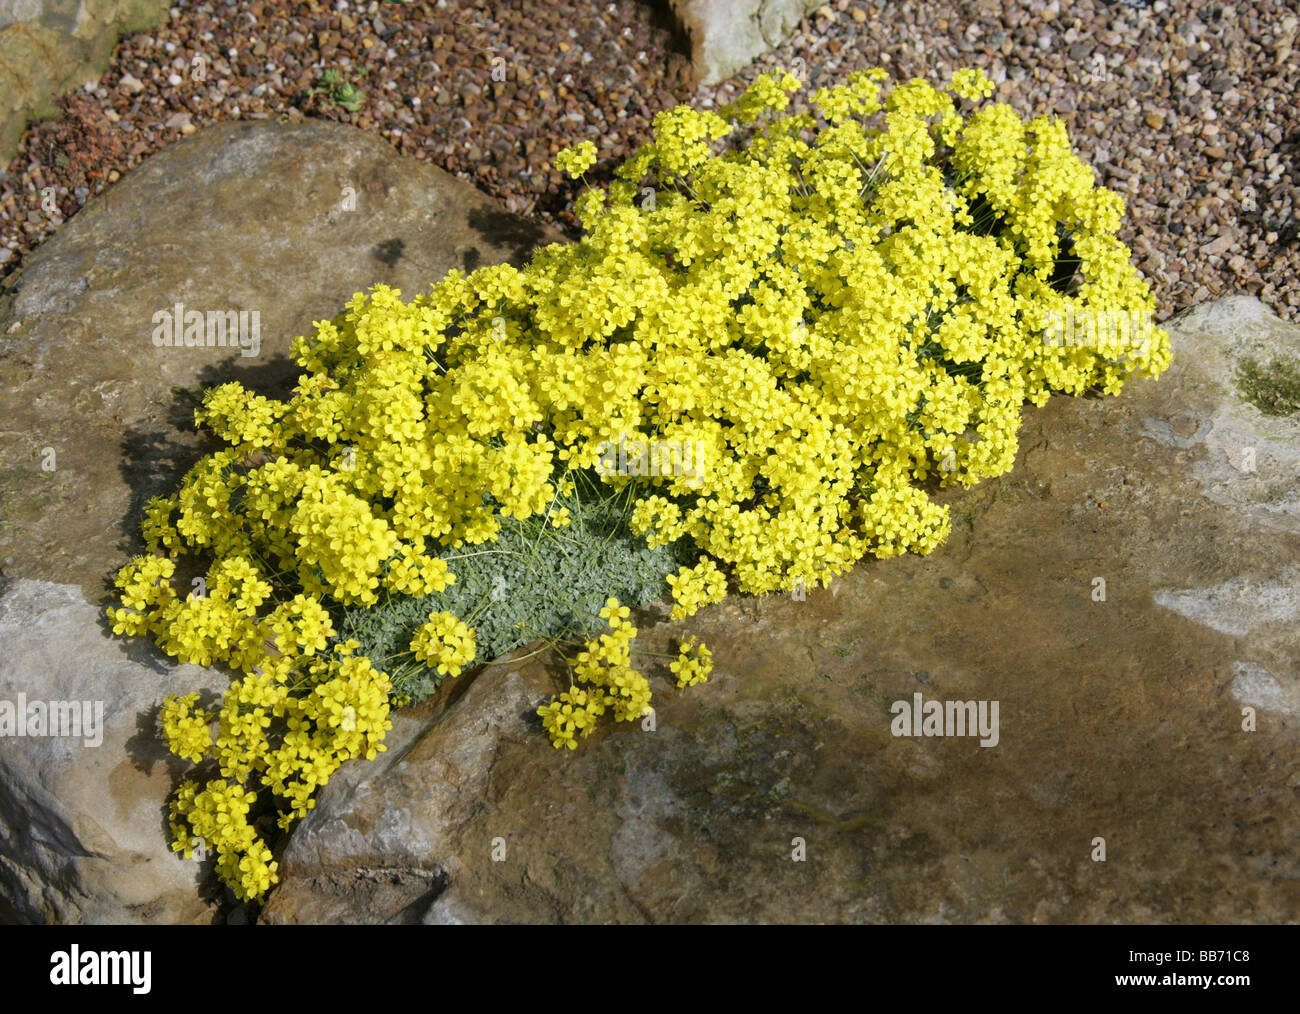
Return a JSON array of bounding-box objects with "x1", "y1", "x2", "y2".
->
[
  {"x1": 1, "y1": 0, "x2": 691, "y2": 267},
  {"x1": 2, "y1": 0, "x2": 1298, "y2": 323}
]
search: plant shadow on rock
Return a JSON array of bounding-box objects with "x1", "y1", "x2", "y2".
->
[
  {"x1": 466, "y1": 206, "x2": 555, "y2": 267},
  {"x1": 640, "y1": 0, "x2": 696, "y2": 65},
  {"x1": 371, "y1": 237, "x2": 405, "y2": 267},
  {"x1": 113, "y1": 352, "x2": 299, "y2": 598}
]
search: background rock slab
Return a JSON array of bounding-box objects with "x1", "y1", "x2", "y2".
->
[
  {"x1": 264, "y1": 297, "x2": 1300, "y2": 924},
  {"x1": 0, "y1": 0, "x2": 170, "y2": 163},
  {"x1": 668, "y1": 0, "x2": 822, "y2": 84}
]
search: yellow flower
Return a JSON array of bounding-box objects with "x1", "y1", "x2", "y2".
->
[
  {"x1": 948, "y1": 67, "x2": 995, "y2": 102},
  {"x1": 410, "y1": 611, "x2": 477, "y2": 677},
  {"x1": 667, "y1": 557, "x2": 728, "y2": 620},
  {"x1": 554, "y1": 140, "x2": 598, "y2": 178},
  {"x1": 671, "y1": 637, "x2": 713, "y2": 689}
]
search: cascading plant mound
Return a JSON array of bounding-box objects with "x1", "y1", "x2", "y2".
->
[{"x1": 108, "y1": 66, "x2": 1171, "y2": 902}]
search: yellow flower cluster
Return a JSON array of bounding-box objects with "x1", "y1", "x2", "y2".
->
[
  {"x1": 160, "y1": 691, "x2": 213, "y2": 763},
  {"x1": 409, "y1": 611, "x2": 477, "y2": 677},
  {"x1": 113, "y1": 65, "x2": 1170, "y2": 885},
  {"x1": 948, "y1": 67, "x2": 996, "y2": 102},
  {"x1": 538, "y1": 597, "x2": 654, "y2": 747},
  {"x1": 554, "y1": 139, "x2": 598, "y2": 178},
  {"x1": 473, "y1": 68, "x2": 1166, "y2": 602},
  {"x1": 670, "y1": 637, "x2": 713, "y2": 689},
  {"x1": 384, "y1": 538, "x2": 455, "y2": 596},
  {"x1": 576, "y1": 598, "x2": 652, "y2": 723},
  {"x1": 169, "y1": 778, "x2": 278, "y2": 902},
  {"x1": 107, "y1": 555, "x2": 177, "y2": 637},
  {"x1": 535, "y1": 685, "x2": 605, "y2": 751},
  {"x1": 666, "y1": 557, "x2": 729, "y2": 621},
  {"x1": 158, "y1": 639, "x2": 393, "y2": 898},
  {"x1": 537, "y1": 599, "x2": 719, "y2": 745}
]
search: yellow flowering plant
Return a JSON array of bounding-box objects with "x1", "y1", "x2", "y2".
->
[{"x1": 113, "y1": 66, "x2": 1169, "y2": 902}]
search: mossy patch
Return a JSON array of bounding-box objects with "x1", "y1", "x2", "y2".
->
[{"x1": 1235, "y1": 354, "x2": 1300, "y2": 417}]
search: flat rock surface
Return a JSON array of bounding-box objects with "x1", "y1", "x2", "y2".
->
[
  {"x1": 0, "y1": 119, "x2": 557, "y2": 922},
  {"x1": 263, "y1": 296, "x2": 1300, "y2": 924}
]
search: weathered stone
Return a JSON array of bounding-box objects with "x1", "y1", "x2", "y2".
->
[
  {"x1": 0, "y1": 579, "x2": 217, "y2": 923},
  {"x1": 0, "y1": 0, "x2": 171, "y2": 162},
  {"x1": 263, "y1": 296, "x2": 1300, "y2": 924},
  {"x1": 668, "y1": 0, "x2": 823, "y2": 85},
  {"x1": 0, "y1": 119, "x2": 558, "y2": 922}
]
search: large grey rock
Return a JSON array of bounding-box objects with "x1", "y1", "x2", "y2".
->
[
  {"x1": 0, "y1": 0, "x2": 171, "y2": 162},
  {"x1": 263, "y1": 296, "x2": 1300, "y2": 924},
  {"x1": 0, "y1": 119, "x2": 558, "y2": 922},
  {"x1": 0, "y1": 579, "x2": 218, "y2": 923},
  {"x1": 669, "y1": 0, "x2": 823, "y2": 84}
]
